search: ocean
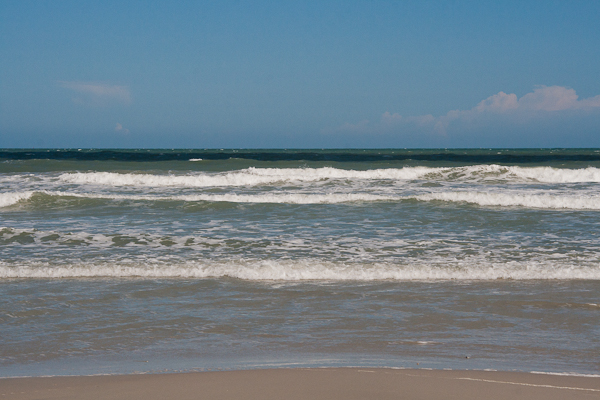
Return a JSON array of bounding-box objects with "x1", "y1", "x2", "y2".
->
[{"x1": 1, "y1": 149, "x2": 599, "y2": 377}]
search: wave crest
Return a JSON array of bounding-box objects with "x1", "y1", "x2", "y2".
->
[
  {"x1": 2, "y1": 260, "x2": 599, "y2": 280},
  {"x1": 418, "y1": 191, "x2": 600, "y2": 210},
  {"x1": 0, "y1": 192, "x2": 33, "y2": 208},
  {"x1": 56, "y1": 165, "x2": 600, "y2": 188},
  {"x1": 2, "y1": 190, "x2": 600, "y2": 209}
]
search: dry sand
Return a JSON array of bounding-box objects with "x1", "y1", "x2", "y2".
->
[{"x1": 1, "y1": 368, "x2": 599, "y2": 400}]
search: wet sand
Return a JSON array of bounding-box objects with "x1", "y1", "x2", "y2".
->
[{"x1": 1, "y1": 368, "x2": 599, "y2": 400}]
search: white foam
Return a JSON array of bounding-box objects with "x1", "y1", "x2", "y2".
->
[
  {"x1": 427, "y1": 165, "x2": 600, "y2": 183},
  {"x1": 0, "y1": 192, "x2": 33, "y2": 208},
  {"x1": 175, "y1": 192, "x2": 395, "y2": 204},
  {"x1": 61, "y1": 190, "x2": 600, "y2": 209},
  {"x1": 27, "y1": 190, "x2": 397, "y2": 204},
  {"x1": 5, "y1": 190, "x2": 600, "y2": 209},
  {"x1": 2, "y1": 260, "x2": 599, "y2": 280},
  {"x1": 509, "y1": 166, "x2": 600, "y2": 183},
  {"x1": 54, "y1": 166, "x2": 600, "y2": 190},
  {"x1": 57, "y1": 167, "x2": 434, "y2": 188},
  {"x1": 417, "y1": 191, "x2": 600, "y2": 210},
  {"x1": 530, "y1": 371, "x2": 600, "y2": 378},
  {"x1": 424, "y1": 165, "x2": 600, "y2": 183}
]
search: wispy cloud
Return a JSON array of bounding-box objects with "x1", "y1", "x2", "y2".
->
[
  {"x1": 115, "y1": 122, "x2": 130, "y2": 134},
  {"x1": 329, "y1": 86, "x2": 600, "y2": 136},
  {"x1": 59, "y1": 81, "x2": 131, "y2": 106}
]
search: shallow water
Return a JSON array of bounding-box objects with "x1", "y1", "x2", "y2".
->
[{"x1": 1, "y1": 149, "x2": 599, "y2": 376}]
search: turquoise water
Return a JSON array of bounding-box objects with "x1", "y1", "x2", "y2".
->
[{"x1": 1, "y1": 149, "x2": 599, "y2": 376}]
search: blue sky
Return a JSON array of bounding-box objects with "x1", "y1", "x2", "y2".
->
[{"x1": 1, "y1": 1, "x2": 599, "y2": 148}]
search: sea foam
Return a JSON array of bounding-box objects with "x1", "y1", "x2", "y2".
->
[
  {"x1": 57, "y1": 167, "x2": 433, "y2": 187},
  {"x1": 2, "y1": 260, "x2": 599, "y2": 280},
  {"x1": 55, "y1": 165, "x2": 600, "y2": 188},
  {"x1": 0, "y1": 192, "x2": 33, "y2": 208},
  {"x1": 2, "y1": 190, "x2": 600, "y2": 209},
  {"x1": 418, "y1": 191, "x2": 600, "y2": 210}
]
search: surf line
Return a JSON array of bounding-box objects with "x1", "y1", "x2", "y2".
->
[{"x1": 456, "y1": 377, "x2": 600, "y2": 392}]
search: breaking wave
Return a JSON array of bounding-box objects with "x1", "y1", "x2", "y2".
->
[
  {"x1": 2, "y1": 190, "x2": 600, "y2": 209},
  {"x1": 57, "y1": 167, "x2": 433, "y2": 187},
  {"x1": 0, "y1": 190, "x2": 395, "y2": 206},
  {"x1": 56, "y1": 165, "x2": 600, "y2": 188},
  {"x1": 2, "y1": 259, "x2": 599, "y2": 280},
  {"x1": 418, "y1": 192, "x2": 600, "y2": 210},
  {"x1": 0, "y1": 192, "x2": 33, "y2": 208}
]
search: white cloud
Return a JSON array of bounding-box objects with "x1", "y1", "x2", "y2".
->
[
  {"x1": 331, "y1": 86, "x2": 600, "y2": 136},
  {"x1": 436, "y1": 86, "x2": 600, "y2": 133},
  {"x1": 517, "y1": 86, "x2": 578, "y2": 111},
  {"x1": 473, "y1": 91, "x2": 518, "y2": 112},
  {"x1": 576, "y1": 94, "x2": 600, "y2": 109},
  {"x1": 115, "y1": 122, "x2": 130, "y2": 134},
  {"x1": 380, "y1": 111, "x2": 402, "y2": 125},
  {"x1": 59, "y1": 81, "x2": 131, "y2": 105}
]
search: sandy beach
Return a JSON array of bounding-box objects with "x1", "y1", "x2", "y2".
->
[{"x1": 1, "y1": 368, "x2": 599, "y2": 400}]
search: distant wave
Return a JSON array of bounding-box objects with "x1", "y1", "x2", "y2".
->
[
  {"x1": 56, "y1": 166, "x2": 600, "y2": 188},
  {"x1": 417, "y1": 191, "x2": 600, "y2": 210},
  {"x1": 507, "y1": 166, "x2": 600, "y2": 183},
  {"x1": 437, "y1": 165, "x2": 600, "y2": 183},
  {"x1": 2, "y1": 190, "x2": 600, "y2": 209},
  {"x1": 57, "y1": 167, "x2": 433, "y2": 187},
  {"x1": 0, "y1": 190, "x2": 395, "y2": 206},
  {"x1": 2, "y1": 259, "x2": 599, "y2": 280}
]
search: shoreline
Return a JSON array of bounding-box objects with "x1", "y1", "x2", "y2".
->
[{"x1": 2, "y1": 368, "x2": 599, "y2": 400}]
